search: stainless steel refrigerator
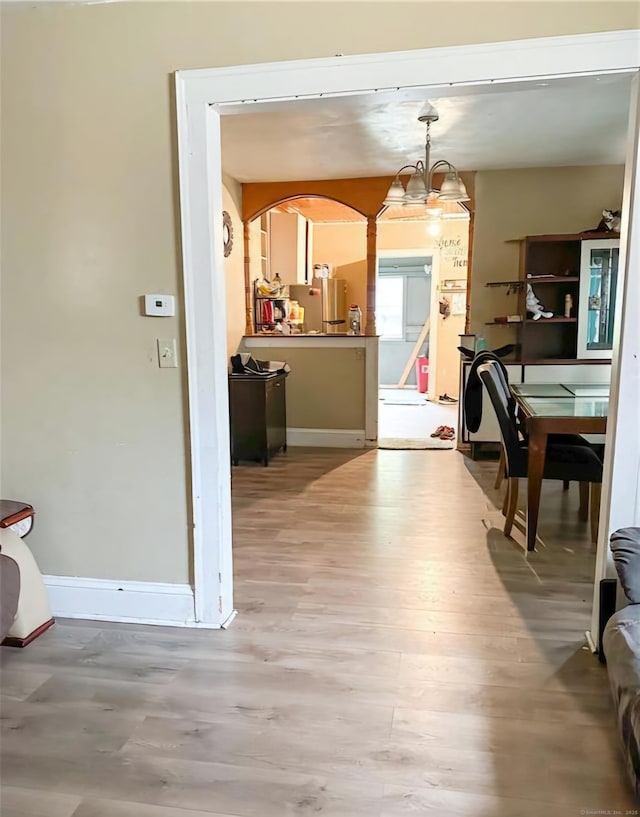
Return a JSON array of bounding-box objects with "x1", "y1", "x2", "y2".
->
[{"x1": 289, "y1": 278, "x2": 347, "y2": 334}]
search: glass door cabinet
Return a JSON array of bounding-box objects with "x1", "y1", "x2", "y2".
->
[{"x1": 578, "y1": 239, "x2": 620, "y2": 359}]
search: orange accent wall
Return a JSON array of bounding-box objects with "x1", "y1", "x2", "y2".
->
[
  {"x1": 242, "y1": 174, "x2": 475, "y2": 223},
  {"x1": 243, "y1": 178, "x2": 391, "y2": 221}
]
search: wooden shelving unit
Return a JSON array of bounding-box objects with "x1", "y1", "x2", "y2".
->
[
  {"x1": 484, "y1": 232, "x2": 619, "y2": 363},
  {"x1": 518, "y1": 235, "x2": 583, "y2": 361}
]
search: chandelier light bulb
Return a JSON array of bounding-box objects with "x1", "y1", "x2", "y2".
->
[{"x1": 427, "y1": 220, "x2": 442, "y2": 238}]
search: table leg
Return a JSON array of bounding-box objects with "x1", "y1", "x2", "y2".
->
[{"x1": 527, "y1": 425, "x2": 547, "y2": 552}]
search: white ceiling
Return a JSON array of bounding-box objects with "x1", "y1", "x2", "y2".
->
[{"x1": 220, "y1": 74, "x2": 631, "y2": 183}]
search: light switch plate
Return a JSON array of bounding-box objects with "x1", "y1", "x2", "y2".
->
[{"x1": 157, "y1": 338, "x2": 178, "y2": 368}]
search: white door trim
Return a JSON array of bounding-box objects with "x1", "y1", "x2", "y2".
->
[
  {"x1": 590, "y1": 73, "x2": 640, "y2": 650},
  {"x1": 175, "y1": 88, "x2": 233, "y2": 626},
  {"x1": 178, "y1": 31, "x2": 639, "y2": 107},
  {"x1": 175, "y1": 30, "x2": 640, "y2": 628}
]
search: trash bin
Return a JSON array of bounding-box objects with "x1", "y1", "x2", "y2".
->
[{"x1": 415, "y1": 356, "x2": 429, "y2": 393}]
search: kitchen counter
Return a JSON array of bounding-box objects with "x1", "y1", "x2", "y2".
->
[
  {"x1": 238, "y1": 335, "x2": 378, "y2": 447},
  {"x1": 243, "y1": 334, "x2": 377, "y2": 348}
]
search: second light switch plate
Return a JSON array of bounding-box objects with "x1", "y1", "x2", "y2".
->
[{"x1": 157, "y1": 338, "x2": 178, "y2": 368}]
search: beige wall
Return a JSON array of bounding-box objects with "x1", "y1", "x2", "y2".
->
[
  {"x1": 222, "y1": 180, "x2": 246, "y2": 358},
  {"x1": 432, "y1": 220, "x2": 471, "y2": 398},
  {"x1": 239, "y1": 344, "x2": 366, "y2": 430},
  {"x1": 378, "y1": 221, "x2": 438, "y2": 250},
  {"x1": 470, "y1": 165, "x2": 626, "y2": 347},
  {"x1": 1, "y1": 3, "x2": 635, "y2": 584},
  {"x1": 312, "y1": 223, "x2": 368, "y2": 319}
]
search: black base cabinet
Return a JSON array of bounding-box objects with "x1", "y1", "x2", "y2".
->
[{"x1": 229, "y1": 373, "x2": 288, "y2": 466}]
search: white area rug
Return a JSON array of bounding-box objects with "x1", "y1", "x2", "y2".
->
[
  {"x1": 378, "y1": 437, "x2": 455, "y2": 450},
  {"x1": 378, "y1": 389, "x2": 458, "y2": 442},
  {"x1": 382, "y1": 398, "x2": 428, "y2": 406},
  {"x1": 379, "y1": 392, "x2": 428, "y2": 406}
]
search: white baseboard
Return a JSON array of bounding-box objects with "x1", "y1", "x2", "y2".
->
[
  {"x1": 42, "y1": 575, "x2": 208, "y2": 627},
  {"x1": 287, "y1": 428, "x2": 366, "y2": 448}
]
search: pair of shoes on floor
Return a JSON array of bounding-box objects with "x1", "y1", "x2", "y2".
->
[
  {"x1": 431, "y1": 425, "x2": 455, "y2": 440},
  {"x1": 438, "y1": 393, "x2": 458, "y2": 404}
]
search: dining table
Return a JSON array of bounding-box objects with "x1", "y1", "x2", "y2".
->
[{"x1": 511, "y1": 383, "x2": 610, "y2": 551}]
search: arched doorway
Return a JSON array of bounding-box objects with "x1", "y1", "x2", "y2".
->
[{"x1": 244, "y1": 195, "x2": 368, "y2": 336}]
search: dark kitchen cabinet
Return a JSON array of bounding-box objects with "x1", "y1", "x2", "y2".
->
[{"x1": 229, "y1": 373, "x2": 287, "y2": 466}]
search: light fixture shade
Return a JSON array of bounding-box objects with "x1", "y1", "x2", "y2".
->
[
  {"x1": 437, "y1": 172, "x2": 470, "y2": 202},
  {"x1": 403, "y1": 169, "x2": 429, "y2": 202},
  {"x1": 383, "y1": 178, "x2": 407, "y2": 206}
]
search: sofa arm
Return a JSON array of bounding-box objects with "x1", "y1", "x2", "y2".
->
[{"x1": 610, "y1": 528, "x2": 640, "y2": 604}]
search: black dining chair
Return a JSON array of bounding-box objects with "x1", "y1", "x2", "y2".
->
[
  {"x1": 477, "y1": 361, "x2": 603, "y2": 545},
  {"x1": 467, "y1": 353, "x2": 593, "y2": 493},
  {"x1": 491, "y1": 364, "x2": 599, "y2": 495}
]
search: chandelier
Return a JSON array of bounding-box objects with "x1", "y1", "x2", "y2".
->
[{"x1": 383, "y1": 107, "x2": 470, "y2": 213}]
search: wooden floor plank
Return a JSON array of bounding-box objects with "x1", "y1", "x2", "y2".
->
[
  {"x1": 72, "y1": 802, "x2": 238, "y2": 817},
  {"x1": 0, "y1": 787, "x2": 81, "y2": 817},
  {"x1": 1, "y1": 447, "x2": 635, "y2": 814}
]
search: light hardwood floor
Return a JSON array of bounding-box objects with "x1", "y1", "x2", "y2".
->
[{"x1": 1, "y1": 447, "x2": 636, "y2": 816}]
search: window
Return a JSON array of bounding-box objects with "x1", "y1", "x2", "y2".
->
[{"x1": 377, "y1": 277, "x2": 404, "y2": 339}]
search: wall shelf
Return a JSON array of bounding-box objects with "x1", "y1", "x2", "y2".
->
[
  {"x1": 506, "y1": 231, "x2": 620, "y2": 243},
  {"x1": 485, "y1": 280, "x2": 523, "y2": 288},
  {"x1": 525, "y1": 317, "x2": 577, "y2": 324},
  {"x1": 517, "y1": 357, "x2": 612, "y2": 365},
  {"x1": 526, "y1": 275, "x2": 580, "y2": 283},
  {"x1": 484, "y1": 321, "x2": 522, "y2": 326}
]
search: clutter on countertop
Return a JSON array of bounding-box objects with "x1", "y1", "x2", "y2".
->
[{"x1": 230, "y1": 352, "x2": 290, "y2": 377}]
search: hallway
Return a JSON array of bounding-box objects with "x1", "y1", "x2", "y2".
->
[{"x1": 1, "y1": 448, "x2": 635, "y2": 816}]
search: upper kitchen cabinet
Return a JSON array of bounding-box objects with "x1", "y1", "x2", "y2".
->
[
  {"x1": 269, "y1": 211, "x2": 307, "y2": 285},
  {"x1": 577, "y1": 238, "x2": 620, "y2": 359},
  {"x1": 260, "y1": 212, "x2": 270, "y2": 280}
]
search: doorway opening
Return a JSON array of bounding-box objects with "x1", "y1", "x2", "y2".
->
[
  {"x1": 176, "y1": 36, "x2": 639, "y2": 640},
  {"x1": 376, "y1": 203, "x2": 471, "y2": 445},
  {"x1": 377, "y1": 254, "x2": 451, "y2": 443}
]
